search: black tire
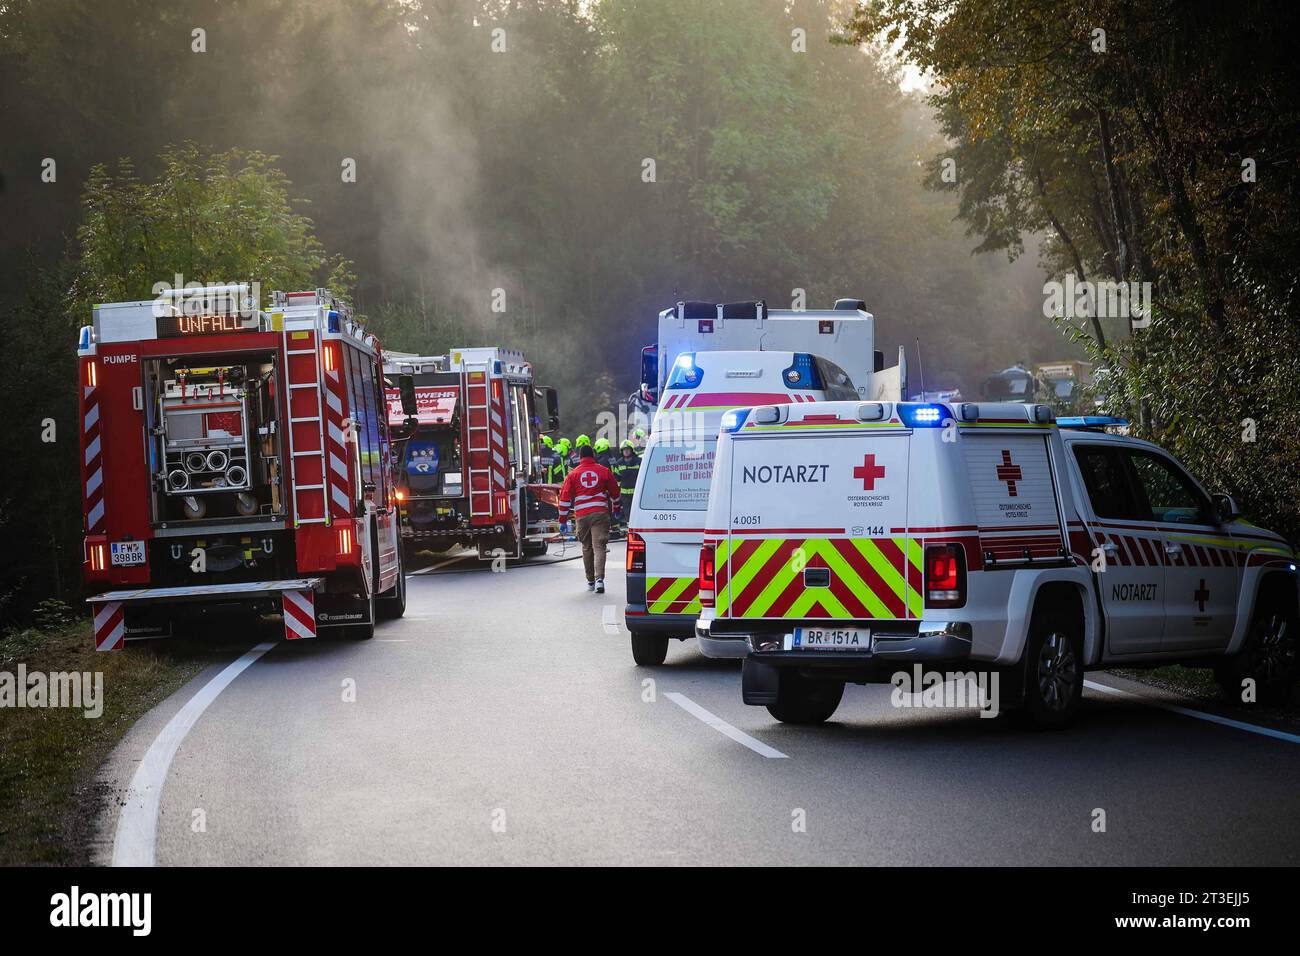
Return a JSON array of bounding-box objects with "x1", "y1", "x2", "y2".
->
[
  {"x1": 523, "y1": 538, "x2": 549, "y2": 558},
  {"x1": 766, "y1": 669, "x2": 845, "y2": 724},
  {"x1": 1215, "y1": 580, "x2": 1298, "y2": 707},
  {"x1": 1014, "y1": 607, "x2": 1084, "y2": 729},
  {"x1": 377, "y1": 532, "x2": 407, "y2": 620},
  {"x1": 630, "y1": 630, "x2": 669, "y2": 666}
]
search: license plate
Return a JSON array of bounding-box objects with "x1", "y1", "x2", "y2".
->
[
  {"x1": 789, "y1": 627, "x2": 871, "y2": 651},
  {"x1": 110, "y1": 540, "x2": 146, "y2": 567}
]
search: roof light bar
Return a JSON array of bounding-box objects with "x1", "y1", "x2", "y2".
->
[{"x1": 1057, "y1": 415, "x2": 1130, "y2": 429}]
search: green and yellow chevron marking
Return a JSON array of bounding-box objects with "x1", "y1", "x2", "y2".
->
[
  {"x1": 645, "y1": 575, "x2": 702, "y2": 615},
  {"x1": 718, "y1": 536, "x2": 919, "y2": 620}
]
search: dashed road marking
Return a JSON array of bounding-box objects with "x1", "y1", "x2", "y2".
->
[{"x1": 665, "y1": 692, "x2": 788, "y2": 759}]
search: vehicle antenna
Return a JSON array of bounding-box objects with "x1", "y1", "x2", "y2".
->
[{"x1": 914, "y1": 336, "x2": 926, "y2": 399}]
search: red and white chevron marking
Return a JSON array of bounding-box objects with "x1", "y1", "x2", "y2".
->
[
  {"x1": 93, "y1": 600, "x2": 124, "y2": 652},
  {"x1": 323, "y1": 353, "x2": 351, "y2": 521},
  {"x1": 281, "y1": 589, "x2": 317, "y2": 640},
  {"x1": 83, "y1": 380, "x2": 104, "y2": 533},
  {"x1": 488, "y1": 386, "x2": 508, "y2": 493}
]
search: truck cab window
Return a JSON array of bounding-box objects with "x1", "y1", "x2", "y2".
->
[
  {"x1": 1072, "y1": 445, "x2": 1143, "y2": 520},
  {"x1": 1128, "y1": 451, "x2": 1211, "y2": 524}
]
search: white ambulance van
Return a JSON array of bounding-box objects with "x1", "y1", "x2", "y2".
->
[
  {"x1": 697, "y1": 402, "x2": 1298, "y2": 727},
  {"x1": 623, "y1": 349, "x2": 858, "y2": 664}
]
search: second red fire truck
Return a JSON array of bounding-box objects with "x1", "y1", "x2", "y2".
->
[{"x1": 383, "y1": 348, "x2": 561, "y2": 560}]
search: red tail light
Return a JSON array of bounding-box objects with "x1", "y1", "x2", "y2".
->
[
  {"x1": 924, "y1": 543, "x2": 966, "y2": 608},
  {"x1": 626, "y1": 531, "x2": 646, "y2": 573},
  {"x1": 699, "y1": 543, "x2": 716, "y2": 608}
]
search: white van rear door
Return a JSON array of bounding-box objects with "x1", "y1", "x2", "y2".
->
[{"x1": 634, "y1": 439, "x2": 716, "y2": 615}]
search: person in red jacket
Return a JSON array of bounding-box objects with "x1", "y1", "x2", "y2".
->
[{"x1": 559, "y1": 444, "x2": 622, "y2": 593}]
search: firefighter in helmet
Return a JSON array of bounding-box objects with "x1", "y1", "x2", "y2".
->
[
  {"x1": 553, "y1": 438, "x2": 572, "y2": 481},
  {"x1": 593, "y1": 436, "x2": 613, "y2": 469},
  {"x1": 570, "y1": 434, "x2": 591, "y2": 472},
  {"x1": 611, "y1": 438, "x2": 641, "y2": 529},
  {"x1": 539, "y1": 434, "x2": 561, "y2": 483}
]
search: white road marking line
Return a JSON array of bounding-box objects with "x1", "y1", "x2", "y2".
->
[
  {"x1": 411, "y1": 552, "x2": 475, "y2": 575},
  {"x1": 664, "y1": 692, "x2": 788, "y2": 759},
  {"x1": 1085, "y1": 679, "x2": 1300, "y2": 744},
  {"x1": 112, "y1": 642, "x2": 276, "y2": 867}
]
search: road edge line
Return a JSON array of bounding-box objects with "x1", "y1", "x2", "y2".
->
[
  {"x1": 1084, "y1": 678, "x2": 1300, "y2": 744},
  {"x1": 111, "y1": 642, "x2": 277, "y2": 866}
]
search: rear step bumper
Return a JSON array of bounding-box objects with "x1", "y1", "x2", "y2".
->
[
  {"x1": 712, "y1": 620, "x2": 973, "y2": 664},
  {"x1": 86, "y1": 578, "x2": 325, "y2": 605},
  {"x1": 87, "y1": 579, "x2": 326, "y2": 651}
]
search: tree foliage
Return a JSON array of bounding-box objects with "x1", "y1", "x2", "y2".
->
[
  {"x1": 848, "y1": 0, "x2": 1300, "y2": 539},
  {"x1": 0, "y1": 0, "x2": 1070, "y2": 621}
]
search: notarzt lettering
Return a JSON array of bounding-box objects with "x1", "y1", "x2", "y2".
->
[
  {"x1": 1112, "y1": 583, "x2": 1158, "y2": 601},
  {"x1": 742, "y1": 463, "x2": 830, "y2": 484}
]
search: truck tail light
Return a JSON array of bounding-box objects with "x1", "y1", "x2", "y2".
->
[
  {"x1": 88, "y1": 543, "x2": 106, "y2": 572},
  {"x1": 338, "y1": 527, "x2": 353, "y2": 555},
  {"x1": 924, "y1": 543, "x2": 966, "y2": 608},
  {"x1": 699, "y1": 543, "x2": 716, "y2": 608},
  {"x1": 85, "y1": 360, "x2": 98, "y2": 388},
  {"x1": 626, "y1": 531, "x2": 646, "y2": 573}
]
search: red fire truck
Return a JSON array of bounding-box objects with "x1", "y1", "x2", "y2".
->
[
  {"x1": 79, "y1": 285, "x2": 405, "y2": 650},
  {"x1": 383, "y1": 348, "x2": 561, "y2": 560}
]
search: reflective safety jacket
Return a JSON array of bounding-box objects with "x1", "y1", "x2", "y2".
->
[
  {"x1": 611, "y1": 452, "x2": 641, "y2": 495},
  {"x1": 540, "y1": 447, "x2": 562, "y2": 483},
  {"x1": 559, "y1": 459, "x2": 621, "y2": 520}
]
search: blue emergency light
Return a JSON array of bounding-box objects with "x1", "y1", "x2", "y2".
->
[
  {"x1": 666, "y1": 352, "x2": 703, "y2": 389},
  {"x1": 898, "y1": 403, "x2": 947, "y2": 427},
  {"x1": 781, "y1": 353, "x2": 824, "y2": 390},
  {"x1": 720, "y1": 408, "x2": 751, "y2": 433}
]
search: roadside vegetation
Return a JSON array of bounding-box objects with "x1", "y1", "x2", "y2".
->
[{"x1": 0, "y1": 602, "x2": 263, "y2": 864}]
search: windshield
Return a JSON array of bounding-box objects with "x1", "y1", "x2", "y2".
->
[
  {"x1": 401, "y1": 431, "x2": 459, "y2": 496},
  {"x1": 637, "y1": 439, "x2": 717, "y2": 512}
]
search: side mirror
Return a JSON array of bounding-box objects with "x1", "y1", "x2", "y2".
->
[
  {"x1": 398, "y1": 374, "x2": 418, "y2": 424},
  {"x1": 543, "y1": 386, "x2": 560, "y2": 433},
  {"x1": 1211, "y1": 492, "x2": 1240, "y2": 524}
]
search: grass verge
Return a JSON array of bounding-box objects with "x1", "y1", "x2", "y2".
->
[
  {"x1": 1111, "y1": 664, "x2": 1300, "y2": 725},
  {"x1": 0, "y1": 618, "x2": 261, "y2": 865}
]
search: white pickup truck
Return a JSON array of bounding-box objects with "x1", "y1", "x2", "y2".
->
[{"x1": 696, "y1": 402, "x2": 1298, "y2": 728}]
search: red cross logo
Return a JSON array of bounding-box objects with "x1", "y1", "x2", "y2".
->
[
  {"x1": 996, "y1": 449, "x2": 1023, "y2": 497},
  {"x1": 580, "y1": 471, "x2": 600, "y2": 489},
  {"x1": 853, "y1": 454, "x2": 886, "y2": 490},
  {"x1": 1194, "y1": 578, "x2": 1209, "y2": 612}
]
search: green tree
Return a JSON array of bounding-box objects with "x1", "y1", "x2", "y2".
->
[
  {"x1": 0, "y1": 143, "x2": 353, "y2": 625},
  {"x1": 848, "y1": 0, "x2": 1300, "y2": 539}
]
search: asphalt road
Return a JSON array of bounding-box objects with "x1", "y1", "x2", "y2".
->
[{"x1": 96, "y1": 541, "x2": 1300, "y2": 865}]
